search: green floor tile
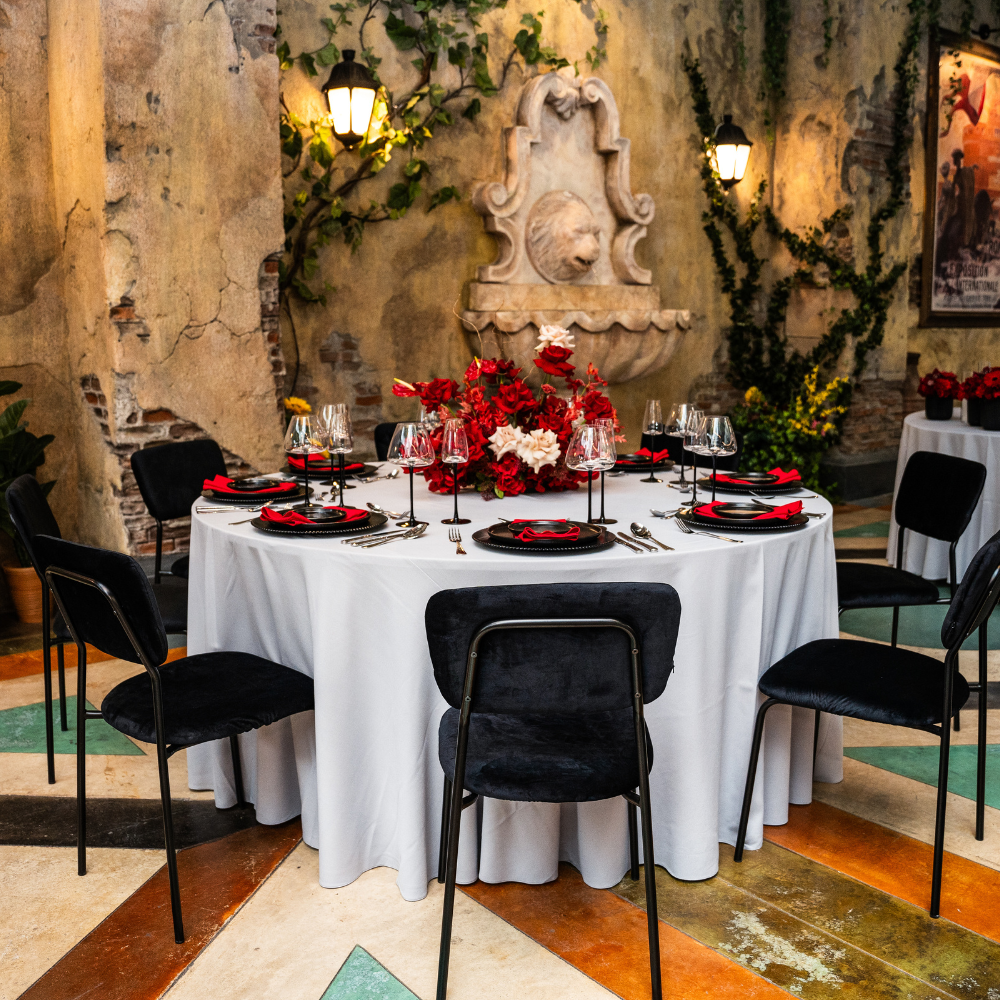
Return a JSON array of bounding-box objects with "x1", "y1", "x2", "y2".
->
[
  {"x1": 845, "y1": 744, "x2": 1000, "y2": 809},
  {"x1": 834, "y1": 521, "x2": 890, "y2": 538},
  {"x1": 321, "y1": 946, "x2": 418, "y2": 1000},
  {"x1": 0, "y1": 697, "x2": 144, "y2": 755}
]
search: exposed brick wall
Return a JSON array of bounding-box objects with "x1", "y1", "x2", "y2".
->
[
  {"x1": 319, "y1": 331, "x2": 385, "y2": 459},
  {"x1": 842, "y1": 69, "x2": 910, "y2": 198},
  {"x1": 835, "y1": 379, "x2": 904, "y2": 455},
  {"x1": 260, "y1": 253, "x2": 285, "y2": 409},
  {"x1": 81, "y1": 375, "x2": 256, "y2": 557}
]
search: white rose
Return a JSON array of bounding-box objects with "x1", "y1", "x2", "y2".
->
[
  {"x1": 488, "y1": 424, "x2": 523, "y2": 460},
  {"x1": 536, "y1": 324, "x2": 575, "y2": 352},
  {"x1": 516, "y1": 428, "x2": 561, "y2": 473}
]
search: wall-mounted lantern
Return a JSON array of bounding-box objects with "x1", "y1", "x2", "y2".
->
[
  {"x1": 321, "y1": 50, "x2": 378, "y2": 149},
  {"x1": 712, "y1": 115, "x2": 753, "y2": 190}
]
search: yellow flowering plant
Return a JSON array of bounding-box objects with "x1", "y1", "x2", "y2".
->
[
  {"x1": 730, "y1": 367, "x2": 849, "y2": 496},
  {"x1": 283, "y1": 397, "x2": 312, "y2": 415}
]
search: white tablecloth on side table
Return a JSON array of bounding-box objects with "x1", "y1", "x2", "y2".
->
[
  {"x1": 186, "y1": 473, "x2": 840, "y2": 901},
  {"x1": 888, "y1": 411, "x2": 999, "y2": 579}
]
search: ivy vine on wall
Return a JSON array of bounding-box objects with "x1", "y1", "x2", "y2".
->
[{"x1": 683, "y1": 0, "x2": 938, "y2": 411}]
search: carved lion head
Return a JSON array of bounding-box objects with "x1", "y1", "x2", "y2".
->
[{"x1": 525, "y1": 190, "x2": 601, "y2": 284}]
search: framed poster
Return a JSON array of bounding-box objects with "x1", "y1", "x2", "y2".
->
[{"x1": 921, "y1": 29, "x2": 1000, "y2": 326}]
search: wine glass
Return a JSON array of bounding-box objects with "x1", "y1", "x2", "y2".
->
[
  {"x1": 326, "y1": 408, "x2": 355, "y2": 506},
  {"x1": 419, "y1": 404, "x2": 442, "y2": 430},
  {"x1": 440, "y1": 418, "x2": 471, "y2": 525},
  {"x1": 388, "y1": 422, "x2": 435, "y2": 527},
  {"x1": 684, "y1": 412, "x2": 706, "y2": 504},
  {"x1": 283, "y1": 414, "x2": 326, "y2": 510},
  {"x1": 665, "y1": 403, "x2": 699, "y2": 491},
  {"x1": 698, "y1": 416, "x2": 737, "y2": 503},
  {"x1": 566, "y1": 425, "x2": 608, "y2": 523},
  {"x1": 641, "y1": 400, "x2": 664, "y2": 483},
  {"x1": 592, "y1": 418, "x2": 618, "y2": 524}
]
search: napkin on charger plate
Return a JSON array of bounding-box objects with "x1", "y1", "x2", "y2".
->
[
  {"x1": 287, "y1": 455, "x2": 365, "y2": 473},
  {"x1": 617, "y1": 447, "x2": 671, "y2": 465},
  {"x1": 509, "y1": 519, "x2": 582, "y2": 541},
  {"x1": 694, "y1": 501, "x2": 803, "y2": 522},
  {"x1": 712, "y1": 467, "x2": 801, "y2": 486},
  {"x1": 203, "y1": 475, "x2": 297, "y2": 495},
  {"x1": 258, "y1": 506, "x2": 369, "y2": 526}
]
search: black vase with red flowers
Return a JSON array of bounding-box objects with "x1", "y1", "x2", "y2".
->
[
  {"x1": 918, "y1": 369, "x2": 961, "y2": 421},
  {"x1": 977, "y1": 367, "x2": 1000, "y2": 430}
]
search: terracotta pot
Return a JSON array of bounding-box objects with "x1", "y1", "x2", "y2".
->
[
  {"x1": 924, "y1": 395, "x2": 955, "y2": 420},
  {"x1": 967, "y1": 397, "x2": 983, "y2": 426},
  {"x1": 2, "y1": 563, "x2": 48, "y2": 623},
  {"x1": 981, "y1": 398, "x2": 1000, "y2": 431}
]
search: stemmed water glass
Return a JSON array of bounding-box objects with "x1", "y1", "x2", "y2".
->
[
  {"x1": 326, "y1": 407, "x2": 355, "y2": 506},
  {"x1": 440, "y1": 419, "x2": 471, "y2": 525},
  {"x1": 696, "y1": 416, "x2": 738, "y2": 503},
  {"x1": 641, "y1": 400, "x2": 664, "y2": 483},
  {"x1": 665, "y1": 404, "x2": 701, "y2": 491},
  {"x1": 566, "y1": 425, "x2": 610, "y2": 523},
  {"x1": 592, "y1": 418, "x2": 618, "y2": 524},
  {"x1": 685, "y1": 413, "x2": 706, "y2": 504},
  {"x1": 283, "y1": 414, "x2": 326, "y2": 510},
  {"x1": 388, "y1": 422, "x2": 435, "y2": 527}
]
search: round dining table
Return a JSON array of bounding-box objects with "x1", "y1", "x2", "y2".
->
[
  {"x1": 185, "y1": 468, "x2": 840, "y2": 901},
  {"x1": 887, "y1": 410, "x2": 999, "y2": 579}
]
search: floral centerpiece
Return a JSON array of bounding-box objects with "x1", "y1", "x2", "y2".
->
[
  {"x1": 392, "y1": 327, "x2": 618, "y2": 498},
  {"x1": 918, "y1": 369, "x2": 961, "y2": 421},
  {"x1": 970, "y1": 367, "x2": 1000, "y2": 430}
]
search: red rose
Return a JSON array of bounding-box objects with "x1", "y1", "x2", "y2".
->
[
  {"x1": 491, "y1": 453, "x2": 526, "y2": 496},
  {"x1": 918, "y1": 369, "x2": 960, "y2": 399},
  {"x1": 534, "y1": 345, "x2": 576, "y2": 379},
  {"x1": 494, "y1": 359, "x2": 522, "y2": 380},
  {"x1": 420, "y1": 378, "x2": 458, "y2": 410},
  {"x1": 581, "y1": 388, "x2": 615, "y2": 424},
  {"x1": 494, "y1": 379, "x2": 536, "y2": 415}
]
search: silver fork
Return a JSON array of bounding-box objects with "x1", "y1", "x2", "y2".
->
[
  {"x1": 448, "y1": 527, "x2": 466, "y2": 555},
  {"x1": 674, "y1": 516, "x2": 743, "y2": 543}
]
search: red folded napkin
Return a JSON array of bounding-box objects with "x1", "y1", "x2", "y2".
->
[
  {"x1": 258, "y1": 505, "x2": 369, "y2": 526},
  {"x1": 203, "y1": 475, "x2": 297, "y2": 496},
  {"x1": 617, "y1": 448, "x2": 671, "y2": 465},
  {"x1": 713, "y1": 467, "x2": 801, "y2": 486},
  {"x1": 695, "y1": 501, "x2": 803, "y2": 522},
  {"x1": 509, "y1": 519, "x2": 582, "y2": 541},
  {"x1": 288, "y1": 455, "x2": 365, "y2": 473}
]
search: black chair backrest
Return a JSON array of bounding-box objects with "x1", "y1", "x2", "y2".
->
[
  {"x1": 425, "y1": 582, "x2": 681, "y2": 714},
  {"x1": 374, "y1": 422, "x2": 399, "y2": 462},
  {"x1": 34, "y1": 535, "x2": 168, "y2": 666},
  {"x1": 131, "y1": 439, "x2": 227, "y2": 522},
  {"x1": 894, "y1": 451, "x2": 986, "y2": 542},
  {"x1": 5, "y1": 474, "x2": 61, "y2": 579},
  {"x1": 941, "y1": 529, "x2": 1000, "y2": 650}
]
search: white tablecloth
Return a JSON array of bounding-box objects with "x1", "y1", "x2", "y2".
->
[
  {"x1": 887, "y1": 411, "x2": 999, "y2": 579},
  {"x1": 186, "y1": 471, "x2": 840, "y2": 900}
]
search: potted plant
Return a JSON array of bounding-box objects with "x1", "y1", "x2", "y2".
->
[
  {"x1": 979, "y1": 368, "x2": 1000, "y2": 430},
  {"x1": 918, "y1": 369, "x2": 961, "y2": 420},
  {"x1": 0, "y1": 381, "x2": 56, "y2": 622},
  {"x1": 962, "y1": 369, "x2": 985, "y2": 426}
]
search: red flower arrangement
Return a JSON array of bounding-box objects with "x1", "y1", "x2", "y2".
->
[
  {"x1": 963, "y1": 367, "x2": 1000, "y2": 400},
  {"x1": 918, "y1": 369, "x2": 962, "y2": 399},
  {"x1": 392, "y1": 327, "x2": 618, "y2": 498}
]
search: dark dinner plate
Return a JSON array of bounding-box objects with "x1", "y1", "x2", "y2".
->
[
  {"x1": 678, "y1": 507, "x2": 808, "y2": 532},
  {"x1": 474, "y1": 524, "x2": 612, "y2": 554},
  {"x1": 615, "y1": 454, "x2": 675, "y2": 472},
  {"x1": 201, "y1": 483, "x2": 307, "y2": 503},
  {"x1": 226, "y1": 476, "x2": 288, "y2": 492},
  {"x1": 282, "y1": 462, "x2": 378, "y2": 480},
  {"x1": 506, "y1": 519, "x2": 578, "y2": 537},
  {"x1": 250, "y1": 511, "x2": 387, "y2": 536},
  {"x1": 699, "y1": 476, "x2": 802, "y2": 496},
  {"x1": 486, "y1": 520, "x2": 602, "y2": 548},
  {"x1": 703, "y1": 501, "x2": 776, "y2": 520}
]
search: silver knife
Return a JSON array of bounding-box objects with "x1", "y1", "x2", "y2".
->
[
  {"x1": 612, "y1": 534, "x2": 644, "y2": 553},
  {"x1": 618, "y1": 531, "x2": 656, "y2": 552}
]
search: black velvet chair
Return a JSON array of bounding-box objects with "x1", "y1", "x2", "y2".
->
[
  {"x1": 837, "y1": 450, "x2": 986, "y2": 648},
  {"x1": 373, "y1": 422, "x2": 399, "y2": 462},
  {"x1": 425, "y1": 582, "x2": 682, "y2": 1000},
  {"x1": 736, "y1": 529, "x2": 1000, "y2": 918},
  {"x1": 130, "y1": 439, "x2": 227, "y2": 583},
  {"x1": 6, "y1": 475, "x2": 187, "y2": 784},
  {"x1": 35, "y1": 534, "x2": 314, "y2": 944}
]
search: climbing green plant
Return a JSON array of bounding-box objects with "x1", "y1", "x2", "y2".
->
[{"x1": 682, "y1": 0, "x2": 937, "y2": 412}]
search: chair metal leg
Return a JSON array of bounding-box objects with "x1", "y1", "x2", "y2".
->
[
  {"x1": 42, "y1": 596, "x2": 55, "y2": 784},
  {"x1": 57, "y1": 642, "x2": 67, "y2": 731},
  {"x1": 154, "y1": 737, "x2": 185, "y2": 943},
  {"x1": 637, "y1": 775, "x2": 662, "y2": 999},
  {"x1": 76, "y1": 643, "x2": 87, "y2": 876},
  {"x1": 154, "y1": 521, "x2": 163, "y2": 585},
  {"x1": 735, "y1": 698, "x2": 779, "y2": 862},
  {"x1": 229, "y1": 735, "x2": 246, "y2": 808},
  {"x1": 890, "y1": 606, "x2": 900, "y2": 648},
  {"x1": 954, "y1": 710, "x2": 961, "y2": 731},
  {"x1": 437, "y1": 775, "x2": 452, "y2": 885},
  {"x1": 930, "y1": 664, "x2": 957, "y2": 919},
  {"x1": 627, "y1": 798, "x2": 639, "y2": 880},
  {"x1": 976, "y1": 621, "x2": 988, "y2": 841},
  {"x1": 812, "y1": 710, "x2": 821, "y2": 772},
  {"x1": 436, "y1": 771, "x2": 465, "y2": 1000}
]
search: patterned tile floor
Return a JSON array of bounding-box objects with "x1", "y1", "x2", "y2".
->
[{"x1": 2, "y1": 513, "x2": 999, "y2": 1000}]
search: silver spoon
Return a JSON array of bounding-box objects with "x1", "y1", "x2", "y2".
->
[
  {"x1": 631, "y1": 522, "x2": 674, "y2": 551},
  {"x1": 650, "y1": 508, "x2": 680, "y2": 519},
  {"x1": 367, "y1": 501, "x2": 406, "y2": 518},
  {"x1": 360, "y1": 468, "x2": 401, "y2": 483}
]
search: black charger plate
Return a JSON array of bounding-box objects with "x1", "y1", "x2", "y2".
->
[
  {"x1": 283, "y1": 462, "x2": 378, "y2": 480},
  {"x1": 250, "y1": 511, "x2": 387, "y2": 536},
  {"x1": 699, "y1": 475, "x2": 803, "y2": 496},
  {"x1": 615, "y1": 454, "x2": 675, "y2": 472},
  {"x1": 201, "y1": 483, "x2": 306, "y2": 503},
  {"x1": 477, "y1": 521, "x2": 609, "y2": 553},
  {"x1": 678, "y1": 505, "x2": 807, "y2": 532}
]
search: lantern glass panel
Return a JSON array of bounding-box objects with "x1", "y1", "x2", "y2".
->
[
  {"x1": 351, "y1": 87, "x2": 376, "y2": 137},
  {"x1": 328, "y1": 87, "x2": 352, "y2": 136}
]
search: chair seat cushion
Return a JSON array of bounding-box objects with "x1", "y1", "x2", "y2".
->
[
  {"x1": 760, "y1": 639, "x2": 969, "y2": 728},
  {"x1": 101, "y1": 651, "x2": 314, "y2": 746},
  {"x1": 151, "y1": 580, "x2": 187, "y2": 633},
  {"x1": 837, "y1": 562, "x2": 940, "y2": 610},
  {"x1": 170, "y1": 554, "x2": 190, "y2": 580},
  {"x1": 439, "y1": 707, "x2": 652, "y2": 803}
]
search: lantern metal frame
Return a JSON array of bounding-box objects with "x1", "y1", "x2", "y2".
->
[
  {"x1": 712, "y1": 114, "x2": 753, "y2": 190},
  {"x1": 321, "y1": 49, "x2": 378, "y2": 149}
]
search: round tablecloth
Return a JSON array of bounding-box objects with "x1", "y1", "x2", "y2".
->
[
  {"x1": 186, "y1": 471, "x2": 840, "y2": 901},
  {"x1": 887, "y1": 411, "x2": 999, "y2": 579}
]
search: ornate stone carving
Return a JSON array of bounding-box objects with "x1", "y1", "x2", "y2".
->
[{"x1": 463, "y1": 70, "x2": 692, "y2": 385}]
